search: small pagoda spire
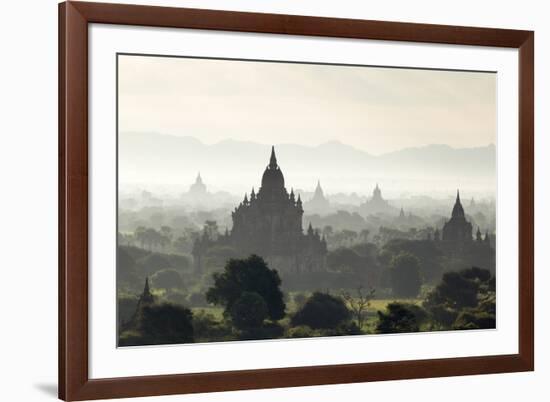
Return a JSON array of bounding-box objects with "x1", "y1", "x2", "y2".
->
[
  {"x1": 307, "y1": 222, "x2": 314, "y2": 235},
  {"x1": 138, "y1": 276, "x2": 155, "y2": 306},
  {"x1": 290, "y1": 188, "x2": 295, "y2": 202},
  {"x1": 144, "y1": 276, "x2": 150, "y2": 294},
  {"x1": 243, "y1": 193, "x2": 249, "y2": 204},
  {"x1": 476, "y1": 227, "x2": 482, "y2": 242},
  {"x1": 250, "y1": 187, "x2": 256, "y2": 200}
]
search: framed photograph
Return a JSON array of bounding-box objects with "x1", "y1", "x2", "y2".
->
[{"x1": 59, "y1": 1, "x2": 534, "y2": 400}]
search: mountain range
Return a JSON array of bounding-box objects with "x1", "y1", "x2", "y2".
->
[{"x1": 118, "y1": 132, "x2": 496, "y2": 196}]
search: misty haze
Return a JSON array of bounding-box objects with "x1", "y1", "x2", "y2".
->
[{"x1": 117, "y1": 54, "x2": 497, "y2": 346}]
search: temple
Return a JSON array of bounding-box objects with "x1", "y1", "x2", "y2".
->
[
  {"x1": 189, "y1": 172, "x2": 207, "y2": 196},
  {"x1": 193, "y1": 146, "x2": 327, "y2": 274},
  {"x1": 304, "y1": 180, "x2": 330, "y2": 214},
  {"x1": 441, "y1": 190, "x2": 473, "y2": 243},
  {"x1": 359, "y1": 183, "x2": 396, "y2": 215}
]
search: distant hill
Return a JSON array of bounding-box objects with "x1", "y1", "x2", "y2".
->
[{"x1": 119, "y1": 132, "x2": 496, "y2": 196}]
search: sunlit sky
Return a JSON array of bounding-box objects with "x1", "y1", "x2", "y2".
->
[{"x1": 118, "y1": 54, "x2": 496, "y2": 155}]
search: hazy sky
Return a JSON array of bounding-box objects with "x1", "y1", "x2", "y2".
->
[{"x1": 118, "y1": 54, "x2": 496, "y2": 155}]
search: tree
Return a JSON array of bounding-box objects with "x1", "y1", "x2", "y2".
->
[
  {"x1": 327, "y1": 248, "x2": 363, "y2": 274},
  {"x1": 341, "y1": 286, "x2": 376, "y2": 329},
  {"x1": 359, "y1": 229, "x2": 370, "y2": 243},
  {"x1": 117, "y1": 246, "x2": 140, "y2": 289},
  {"x1": 381, "y1": 239, "x2": 443, "y2": 283},
  {"x1": 423, "y1": 266, "x2": 495, "y2": 329},
  {"x1": 138, "y1": 303, "x2": 194, "y2": 345},
  {"x1": 291, "y1": 292, "x2": 351, "y2": 329},
  {"x1": 206, "y1": 255, "x2": 285, "y2": 321},
  {"x1": 173, "y1": 235, "x2": 190, "y2": 254},
  {"x1": 389, "y1": 252, "x2": 422, "y2": 298},
  {"x1": 134, "y1": 226, "x2": 148, "y2": 249},
  {"x1": 376, "y1": 302, "x2": 427, "y2": 334},
  {"x1": 202, "y1": 220, "x2": 219, "y2": 241},
  {"x1": 230, "y1": 292, "x2": 269, "y2": 330}
]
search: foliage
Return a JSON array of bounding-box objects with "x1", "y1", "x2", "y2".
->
[
  {"x1": 423, "y1": 266, "x2": 496, "y2": 330},
  {"x1": 286, "y1": 325, "x2": 319, "y2": 338},
  {"x1": 137, "y1": 303, "x2": 194, "y2": 345},
  {"x1": 206, "y1": 255, "x2": 286, "y2": 321},
  {"x1": 327, "y1": 248, "x2": 363, "y2": 273},
  {"x1": 376, "y1": 302, "x2": 427, "y2": 334},
  {"x1": 151, "y1": 269, "x2": 184, "y2": 290},
  {"x1": 230, "y1": 292, "x2": 269, "y2": 330},
  {"x1": 192, "y1": 310, "x2": 233, "y2": 342},
  {"x1": 238, "y1": 322, "x2": 285, "y2": 341},
  {"x1": 381, "y1": 239, "x2": 443, "y2": 283},
  {"x1": 117, "y1": 246, "x2": 140, "y2": 290},
  {"x1": 389, "y1": 252, "x2": 422, "y2": 298},
  {"x1": 453, "y1": 308, "x2": 496, "y2": 330},
  {"x1": 117, "y1": 294, "x2": 138, "y2": 327},
  {"x1": 292, "y1": 292, "x2": 307, "y2": 309},
  {"x1": 291, "y1": 292, "x2": 351, "y2": 329}
]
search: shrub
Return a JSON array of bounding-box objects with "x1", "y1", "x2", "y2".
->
[
  {"x1": 137, "y1": 303, "x2": 194, "y2": 345},
  {"x1": 192, "y1": 311, "x2": 233, "y2": 342},
  {"x1": 291, "y1": 292, "x2": 351, "y2": 330},
  {"x1": 376, "y1": 302, "x2": 427, "y2": 334},
  {"x1": 453, "y1": 308, "x2": 496, "y2": 330},
  {"x1": 286, "y1": 325, "x2": 318, "y2": 338}
]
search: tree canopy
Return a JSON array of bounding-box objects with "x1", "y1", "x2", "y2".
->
[
  {"x1": 137, "y1": 303, "x2": 194, "y2": 345},
  {"x1": 206, "y1": 255, "x2": 286, "y2": 321},
  {"x1": 291, "y1": 292, "x2": 351, "y2": 329},
  {"x1": 230, "y1": 291, "x2": 269, "y2": 330},
  {"x1": 389, "y1": 252, "x2": 422, "y2": 298},
  {"x1": 423, "y1": 266, "x2": 495, "y2": 329}
]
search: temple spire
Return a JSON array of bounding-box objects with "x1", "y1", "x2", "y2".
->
[
  {"x1": 144, "y1": 277, "x2": 150, "y2": 294},
  {"x1": 451, "y1": 188, "x2": 465, "y2": 218},
  {"x1": 269, "y1": 146, "x2": 277, "y2": 169}
]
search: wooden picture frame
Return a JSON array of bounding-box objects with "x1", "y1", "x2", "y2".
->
[{"x1": 59, "y1": 1, "x2": 534, "y2": 400}]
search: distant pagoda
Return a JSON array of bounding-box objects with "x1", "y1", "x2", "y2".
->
[
  {"x1": 304, "y1": 180, "x2": 330, "y2": 214},
  {"x1": 441, "y1": 190, "x2": 473, "y2": 243},
  {"x1": 359, "y1": 183, "x2": 396, "y2": 215},
  {"x1": 189, "y1": 172, "x2": 207, "y2": 195}
]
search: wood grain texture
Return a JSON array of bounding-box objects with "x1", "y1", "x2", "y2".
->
[{"x1": 58, "y1": 1, "x2": 534, "y2": 400}]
